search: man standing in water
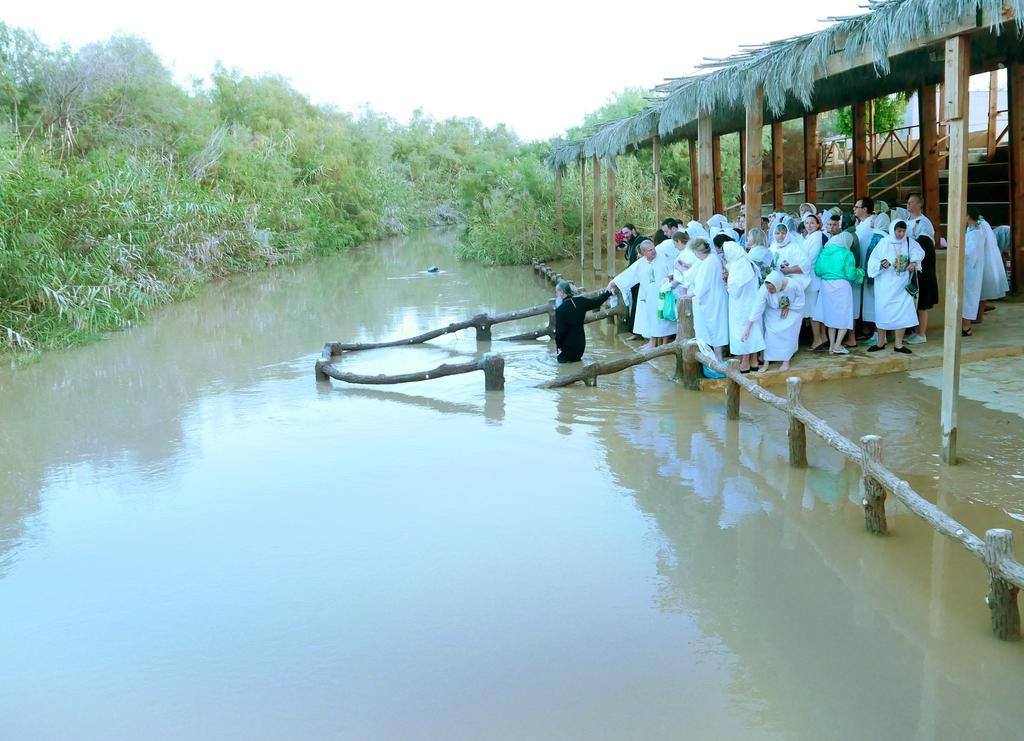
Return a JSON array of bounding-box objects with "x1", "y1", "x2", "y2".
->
[{"x1": 554, "y1": 280, "x2": 611, "y2": 363}]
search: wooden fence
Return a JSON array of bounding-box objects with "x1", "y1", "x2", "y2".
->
[{"x1": 551, "y1": 289, "x2": 1022, "y2": 641}]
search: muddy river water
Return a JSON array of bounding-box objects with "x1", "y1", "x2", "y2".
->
[{"x1": 1, "y1": 229, "x2": 1022, "y2": 739}]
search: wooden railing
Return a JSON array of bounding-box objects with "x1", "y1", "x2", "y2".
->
[
  {"x1": 316, "y1": 350, "x2": 507, "y2": 390},
  {"x1": 545, "y1": 292, "x2": 1023, "y2": 642}
]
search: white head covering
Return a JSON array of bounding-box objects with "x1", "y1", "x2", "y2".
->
[
  {"x1": 827, "y1": 231, "x2": 855, "y2": 251},
  {"x1": 765, "y1": 270, "x2": 786, "y2": 290},
  {"x1": 873, "y1": 212, "x2": 892, "y2": 236},
  {"x1": 772, "y1": 221, "x2": 793, "y2": 247},
  {"x1": 723, "y1": 241, "x2": 755, "y2": 289},
  {"x1": 685, "y1": 220, "x2": 710, "y2": 240},
  {"x1": 707, "y1": 213, "x2": 729, "y2": 230}
]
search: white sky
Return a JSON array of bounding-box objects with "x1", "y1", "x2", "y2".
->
[{"x1": 7, "y1": 0, "x2": 883, "y2": 141}]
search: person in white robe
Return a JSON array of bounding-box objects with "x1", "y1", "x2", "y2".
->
[
  {"x1": 977, "y1": 213, "x2": 1008, "y2": 312},
  {"x1": 722, "y1": 241, "x2": 765, "y2": 371},
  {"x1": 866, "y1": 219, "x2": 924, "y2": 353},
  {"x1": 743, "y1": 270, "x2": 804, "y2": 374},
  {"x1": 744, "y1": 228, "x2": 774, "y2": 286},
  {"x1": 859, "y1": 211, "x2": 891, "y2": 326},
  {"x1": 962, "y1": 211, "x2": 985, "y2": 335},
  {"x1": 771, "y1": 223, "x2": 811, "y2": 293},
  {"x1": 670, "y1": 231, "x2": 697, "y2": 298},
  {"x1": 801, "y1": 212, "x2": 829, "y2": 352},
  {"x1": 707, "y1": 214, "x2": 729, "y2": 232},
  {"x1": 688, "y1": 238, "x2": 730, "y2": 361},
  {"x1": 609, "y1": 240, "x2": 676, "y2": 347},
  {"x1": 799, "y1": 203, "x2": 818, "y2": 218}
]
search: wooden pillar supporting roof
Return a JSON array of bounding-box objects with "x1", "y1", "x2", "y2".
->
[
  {"x1": 853, "y1": 102, "x2": 869, "y2": 200},
  {"x1": 919, "y1": 84, "x2": 942, "y2": 244},
  {"x1": 579, "y1": 158, "x2": 585, "y2": 273},
  {"x1": 1010, "y1": 61, "x2": 1024, "y2": 293},
  {"x1": 940, "y1": 34, "x2": 971, "y2": 465},
  {"x1": 688, "y1": 139, "x2": 699, "y2": 220},
  {"x1": 591, "y1": 156, "x2": 602, "y2": 271},
  {"x1": 771, "y1": 121, "x2": 784, "y2": 211},
  {"x1": 653, "y1": 134, "x2": 662, "y2": 228},
  {"x1": 698, "y1": 116, "x2": 714, "y2": 222},
  {"x1": 745, "y1": 86, "x2": 764, "y2": 231},
  {"x1": 606, "y1": 162, "x2": 616, "y2": 278},
  {"x1": 803, "y1": 114, "x2": 818, "y2": 205},
  {"x1": 987, "y1": 70, "x2": 999, "y2": 161},
  {"x1": 712, "y1": 135, "x2": 724, "y2": 214}
]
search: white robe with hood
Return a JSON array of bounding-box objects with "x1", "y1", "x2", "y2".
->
[
  {"x1": 867, "y1": 221, "x2": 925, "y2": 331},
  {"x1": 750, "y1": 276, "x2": 804, "y2": 361},
  {"x1": 723, "y1": 242, "x2": 765, "y2": 355},
  {"x1": 963, "y1": 225, "x2": 984, "y2": 320},
  {"x1": 613, "y1": 254, "x2": 676, "y2": 338},
  {"x1": 691, "y1": 252, "x2": 730, "y2": 348},
  {"x1": 978, "y1": 218, "x2": 1009, "y2": 300}
]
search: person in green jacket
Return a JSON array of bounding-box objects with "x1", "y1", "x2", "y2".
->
[{"x1": 813, "y1": 232, "x2": 865, "y2": 355}]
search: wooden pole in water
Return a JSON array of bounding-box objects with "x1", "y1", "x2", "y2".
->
[
  {"x1": 987, "y1": 70, "x2": 999, "y2": 161},
  {"x1": 677, "y1": 297, "x2": 701, "y2": 390},
  {"x1": 771, "y1": 120, "x2": 784, "y2": 211},
  {"x1": 689, "y1": 139, "x2": 700, "y2": 220},
  {"x1": 985, "y1": 529, "x2": 1022, "y2": 641},
  {"x1": 919, "y1": 84, "x2": 942, "y2": 245},
  {"x1": 1009, "y1": 62, "x2": 1024, "y2": 293},
  {"x1": 786, "y1": 377, "x2": 808, "y2": 467},
  {"x1": 579, "y1": 158, "x2": 586, "y2": 274},
  {"x1": 653, "y1": 134, "x2": 662, "y2": 227},
  {"x1": 860, "y1": 434, "x2": 887, "y2": 534},
  {"x1": 555, "y1": 167, "x2": 564, "y2": 247},
  {"x1": 745, "y1": 86, "x2": 764, "y2": 233},
  {"x1": 480, "y1": 353, "x2": 505, "y2": 391},
  {"x1": 592, "y1": 156, "x2": 602, "y2": 271},
  {"x1": 712, "y1": 134, "x2": 723, "y2": 214},
  {"x1": 725, "y1": 359, "x2": 740, "y2": 420},
  {"x1": 853, "y1": 102, "x2": 869, "y2": 199},
  {"x1": 940, "y1": 35, "x2": 970, "y2": 465},
  {"x1": 698, "y1": 115, "x2": 714, "y2": 223},
  {"x1": 804, "y1": 114, "x2": 818, "y2": 205},
  {"x1": 606, "y1": 160, "x2": 616, "y2": 278}
]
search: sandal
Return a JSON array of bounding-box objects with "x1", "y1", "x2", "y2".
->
[
  {"x1": 961, "y1": 328, "x2": 973, "y2": 337},
  {"x1": 809, "y1": 343, "x2": 828, "y2": 353},
  {"x1": 867, "y1": 344, "x2": 886, "y2": 352},
  {"x1": 894, "y1": 346, "x2": 912, "y2": 354}
]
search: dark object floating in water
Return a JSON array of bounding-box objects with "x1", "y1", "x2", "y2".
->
[{"x1": 427, "y1": 266, "x2": 440, "y2": 273}]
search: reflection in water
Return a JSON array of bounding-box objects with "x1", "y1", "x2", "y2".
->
[{"x1": 0, "y1": 228, "x2": 1022, "y2": 739}]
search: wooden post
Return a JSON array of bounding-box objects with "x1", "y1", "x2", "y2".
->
[
  {"x1": 1010, "y1": 62, "x2": 1024, "y2": 293},
  {"x1": 804, "y1": 114, "x2": 818, "y2": 204},
  {"x1": 555, "y1": 167, "x2": 564, "y2": 246},
  {"x1": 987, "y1": 70, "x2": 999, "y2": 161},
  {"x1": 475, "y1": 321, "x2": 492, "y2": 342},
  {"x1": 919, "y1": 84, "x2": 942, "y2": 245},
  {"x1": 689, "y1": 139, "x2": 700, "y2": 220},
  {"x1": 592, "y1": 156, "x2": 601, "y2": 271},
  {"x1": 853, "y1": 102, "x2": 869, "y2": 199},
  {"x1": 712, "y1": 134, "x2": 723, "y2": 214},
  {"x1": 938, "y1": 83, "x2": 949, "y2": 167},
  {"x1": 698, "y1": 115, "x2": 714, "y2": 222},
  {"x1": 868, "y1": 99, "x2": 876, "y2": 160},
  {"x1": 940, "y1": 35, "x2": 970, "y2": 465},
  {"x1": 772, "y1": 120, "x2": 784, "y2": 210},
  {"x1": 985, "y1": 529, "x2": 1022, "y2": 641},
  {"x1": 745, "y1": 86, "x2": 764, "y2": 232},
  {"x1": 315, "y1": 360, "x2": 330, "y2": 382},
  {"x1": 725, "y1": 359, "x2": 740, "y2": 420},
  {"x1": 653, "y1": 134, "x2": 662, "y2": 227},
  {"x1": 860, "y1": 434, "x2": 888, "y2": 535},
  {"x1": 480, "y1": 352, "x2": 505, "y2": 391},
  {"x1": 786, "y1": 377, "x2": 807, "y2": 467},
  {"x1": 606, "y1": 161, "x2": 616, "y2": 278},
  {"x1": 579, "y1": 158, "x2": 586, "y2": 273},
  {"x1": 677, "y1": 297, "x2": 701, "y2": 390},
  {"x1": 739, "y1": 128, "x2": 746, "y2": 201}
]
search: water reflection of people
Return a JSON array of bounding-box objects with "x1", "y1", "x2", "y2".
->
[{"x1": 554, "y1": 280, "x2": 610, "y2": 363}]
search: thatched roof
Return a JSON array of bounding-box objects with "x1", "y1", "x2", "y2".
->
[{"x1": 549, "y1": 0, "x2": 1024, "y2": 172}]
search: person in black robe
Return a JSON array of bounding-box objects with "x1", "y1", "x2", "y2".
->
[
  {"x1": 620, "y1": 223, "x2": 644, "y2": 334},
  {"x1": 554, "y1": 281, "x2": 611, "y2": 363}
]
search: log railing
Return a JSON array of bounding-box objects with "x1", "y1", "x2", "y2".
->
[
  {"x1": 658, "y1": 295, "x2": 1023, "y2": 642},
  {"x1": 316, "y1": 351, "x2": 506, "y2": 391}
]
